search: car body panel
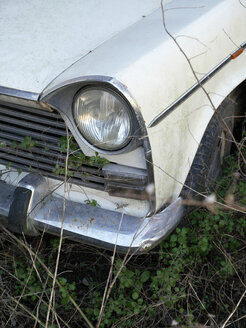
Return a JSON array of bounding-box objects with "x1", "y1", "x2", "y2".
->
[
  {"x1": 40, "y1": 0, "x2": 246, "y2": 209},
  {"x1": 0, "y1": 0, "x2": 161, "y2": 93}
]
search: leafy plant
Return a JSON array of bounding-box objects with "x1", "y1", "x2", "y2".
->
[
  {"x1": 85, "y1": 199, "x2": 99, "y2": 207},
  {"x1": 19, "y1": 136, "x2": 39, "y2": 150},
  {"x1": 53, "y1": 136, "x2": 109, "y2": 177}
]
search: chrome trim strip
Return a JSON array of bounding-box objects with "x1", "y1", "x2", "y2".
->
[
  {"x1": 148, "y1": 42, "x2": 246, "y2": 128},
  {"x1": 40, "y1": 76, "x2": 156, "y2": 215},
  {"x1": 241, "y1": 41, "x2": 246, "y2": 49},
  {"x1": 0, "y1": 86, "x2": 46, "y2": 110},
  {"x1": 40, "y1": 75, "x2": 116, "y2": 100},
  {"x1": 0, "y1": 86, "x2": 39, "y2": 101}
]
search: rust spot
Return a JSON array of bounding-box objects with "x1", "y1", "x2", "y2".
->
[
  {"x1": 89, "y1": 218, "x2": 95, "y2": 224},
  {"x1": 72, "y1": 219, "x2": 78, "y2": 222}
]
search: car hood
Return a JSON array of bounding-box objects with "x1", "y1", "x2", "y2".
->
[{"x1": 0, "y1": 0, "x2": 160, "y2": 95}]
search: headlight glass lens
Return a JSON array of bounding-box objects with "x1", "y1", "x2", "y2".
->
[{"x1": 73, "y1": 88, "x2": 132, "y2": 150}]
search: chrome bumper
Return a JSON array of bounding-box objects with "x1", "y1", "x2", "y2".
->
[{"x1": 0, "y1": 173, "x2": 183, "y2": 253}]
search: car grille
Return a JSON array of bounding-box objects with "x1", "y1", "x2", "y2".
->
[{"x1": 0, "y1": 101, "x2": 148, "y2": 199}]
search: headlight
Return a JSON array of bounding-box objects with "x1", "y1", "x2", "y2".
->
[{"x1": 73, "y1": 87, "x2": 133, "y2": 151}]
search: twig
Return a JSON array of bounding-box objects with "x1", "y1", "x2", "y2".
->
[
  {"x1": 96, "y1": 211, "x2": 124, "y2": 327},
  {"x1": 11, "y1": 296, "x2": 46, "y2": 327},
  {"x1": 1, "y1": 225, "x2": 94, "y2": 328},
  {"x1": 220, "y1": 289, "x2": 246, "y2": 328},
  {"x1": 239, "y1": 0, "x2": 246, "y2": 8},
  {"x1": 160, "y1": 0, "x2": 246, "y2": 165},
  {"x1": 45, "y1": 129, "x2": 71, "y2": 327},
  {"x1": 189, "y1": 282, "x2": 219, "y2": 327}
]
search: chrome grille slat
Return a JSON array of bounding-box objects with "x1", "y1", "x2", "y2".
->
[
  {"x1": 0, "y1": 146, "x2": 105, "y2": 181},
  {"x1": 0, "y1": 152, "x2": 105, "y2": 184},
  {"x1": 0, "y1": 142, "x2": 104, "y2": 176},
  {"x1": 0, "y1": 106, "x2": 66, "y2": 128},
  {"x1": 0, "y1": 152, "x2": 62, "y2": 172},
  {"x1": 0, "y1": 146, "x2": 64, "y2": 166},
  {"x1": 1, "y1": 102, "x2": 62, "y2": 119},
  {"x1": 0, "y1": 133, "x2": 60, "y2": 151},
  {"x1": 0, "y1": 159, "x2": 105, "y2": 191},
  {"x1": 0, "y1": 123, "x2": 63, "y2": 142},
  {"x1": 0, "y1": 115, "x2": 67, "y2": 136}
]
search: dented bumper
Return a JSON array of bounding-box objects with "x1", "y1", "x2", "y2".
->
[{"x1": 0, "y1": 173, "x2": 183, "y2": 253}]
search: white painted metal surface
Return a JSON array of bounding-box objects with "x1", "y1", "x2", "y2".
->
[
  {"x1": 0, "y1": 0, "x2": 160, "y2": 93},
  {"x1": 42, "y1": 0, "x2": 246, "y2": 209}
]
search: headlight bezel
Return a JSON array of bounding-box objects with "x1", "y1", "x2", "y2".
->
[
  {"x1": 39, "y1": 77, "x2": 144, "y2": 156},
  {"x1": 72, "y1": 84, "x2": 140, "y2": 154},
  {"x1": 40, "y1": 76, "x2": 155, "y2": 215}
]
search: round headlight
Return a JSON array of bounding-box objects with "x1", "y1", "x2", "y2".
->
[{"x1": 73, "y1": 87, "x2": 133, "y2": 151}]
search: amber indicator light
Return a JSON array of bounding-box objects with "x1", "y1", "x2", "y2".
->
[{"x1": 230, "y1": 47, "x2": 244, "y2": 60}]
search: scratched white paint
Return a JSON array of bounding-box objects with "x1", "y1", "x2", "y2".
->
[
  {"x1": 42, "y1": 0, "x2": 246, "y2": 210},
  {"x1": 0, "y1": 0, "x2": 161, "y2": 93}
]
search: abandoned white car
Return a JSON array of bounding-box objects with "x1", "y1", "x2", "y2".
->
[{"x1": 0, "y1": 0, "x2": 245, "y2": 252}]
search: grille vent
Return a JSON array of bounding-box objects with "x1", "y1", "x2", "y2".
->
[{"x1": 0, "y1": 102, "x2": 106, "y2": 190}]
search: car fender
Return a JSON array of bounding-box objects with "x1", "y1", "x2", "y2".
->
[{"x1": 41, "y1": 0, "x2": 246, "y2": 211}]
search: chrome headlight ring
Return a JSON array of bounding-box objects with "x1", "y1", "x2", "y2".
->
[{"x1": 73, "y1": 86, "x2": 134, "y2": 151}]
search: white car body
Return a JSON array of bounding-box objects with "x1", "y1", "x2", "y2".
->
[{"x1": 0, "y1": 0, "x2": 245, "y2": 252}]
